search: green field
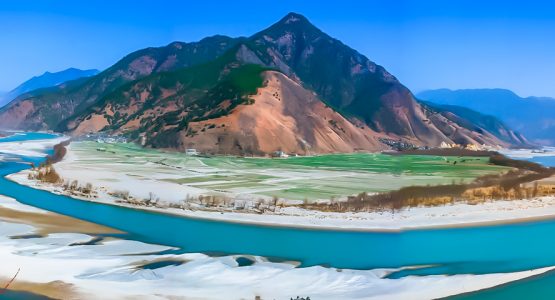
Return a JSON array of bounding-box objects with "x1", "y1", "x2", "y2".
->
[{"x1": 70, "y1": 142, "x2": 510, "y2": 201}]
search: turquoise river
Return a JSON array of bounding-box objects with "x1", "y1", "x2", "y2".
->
[{"x1": 1, "y1": 132, "x2": 555, "y2": 299}]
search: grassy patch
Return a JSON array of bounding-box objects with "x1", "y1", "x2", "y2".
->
[{"x1": 70, "y1": 142, "x2": 511, "y2": 201}]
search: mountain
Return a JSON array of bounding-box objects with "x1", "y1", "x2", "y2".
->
[
  {"x1": 0, "y1": 36, "x2": 241, "y2": 130},
  {"x1": 0, "y1": 13, "x2": 531, "y2": 154},
  {"x1": 0, "y1": 68, "x2": 99, "y2": 108},
  {"x1": 67, "y1": 46, "x2": 387, "y2": 154},
  {"x1": 421, "y1": 102, "x2": 529, "y2": 146},
  {"x1": 417, "y1": 89, "x2": 555, "y2": 146},
  {"x1": 231, "y1": 13, "x2": 527, "y2": 149}
]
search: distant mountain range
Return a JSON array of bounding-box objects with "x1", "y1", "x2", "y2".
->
[
  {"x1": 417, "y1": 89, "x2": 555, "y2": 146},
  {"x1": 0, "y1": 68, "x2": 99, "y2": 108},
  {"x1": 0, "y1": 13, "x2": 529, "y2": 154}
]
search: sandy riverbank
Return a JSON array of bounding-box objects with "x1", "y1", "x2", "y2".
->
[
  {"x1": 0, "y1": 195, "x2": 120, "y2": 235},
  {"x1": 501, "y1": 147, "x2": 555, "y2": 159},
  {"x1": 1, "y1": 195, "x2": 555, "y2": 300},
  {"x1": 0, "y1": 135, "x2": 68, "y2": 157},
  {"x1": 9, "y1": 169, "x2": 555, "y2": 231}
]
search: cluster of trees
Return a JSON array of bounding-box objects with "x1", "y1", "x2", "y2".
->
[
  {"x1": 61, "y1": 180, "x2": 94, "y2": 196},
  {"x1": 304, "y1": 181, "x2": 555, "y2": 213},
  {"x1": 463, "y1": 182, "x2": 555, "y2": 203},
  {"x1": 114, "y1": 191, "x2": 284, "y2": 214},
  {"x1": 46, "y1": 140, "x2": 70, "y2": 164},
  {"x1": 28, "y1": 164, "x2": 95, "y2": 197},
  {"x1": 27, "y1": 140, "x2": 71, "y2": 185},
  {"x1": 112, "y1": 191, "x2": 162, "y2": 207},
  {"x1": 28, "y1": 165, "x2": 62, "y2": 184}
]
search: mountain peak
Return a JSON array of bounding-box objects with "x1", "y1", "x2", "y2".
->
[
  {"x1": 254, "y1": 12, "x2": 323, "y2": 40},
  {"x1": 279, "y1": 12, "x2": 310, "y2": 24},
  {"x1": 40, "y1": 68, "x2": 99, "y2": 77},
  {"x1": 0, "y1": 67, "x2": 100, "y2": 108},
  {"x1": 198, "y1": 34, "x2": 235, "y2": 43},
  {"x1": 274, "y1": 12, "x2": 317, "y2": 30}
]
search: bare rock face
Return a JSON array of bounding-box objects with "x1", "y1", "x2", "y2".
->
[
  {"x1": 0, "y1": 100, "x2": 36, "y2": 129},
  {"x1": 175, "y1": 72, "x2": 386, "y2": 155}
]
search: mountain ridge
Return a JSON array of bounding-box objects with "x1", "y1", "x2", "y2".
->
[
  {"x1": 417, "y1": 88, "x2": 555, "y2": 146},
  {"x1": 0, "y1": 13, "x2": 531, "y2": 154},
  {"x1": 0, "y1": 68, "x2": 99, "y2": 108}
]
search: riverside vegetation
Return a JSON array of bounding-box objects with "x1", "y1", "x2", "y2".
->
[{"x1": 305, "y1": 151, "x2": 555, "y2": 212}]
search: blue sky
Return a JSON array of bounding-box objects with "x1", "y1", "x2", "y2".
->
[{"x1": 1, "y1": 0, "x2": 555, "y2": 97}]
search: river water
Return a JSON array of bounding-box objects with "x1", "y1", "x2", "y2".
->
[{"x1": 2, "y1": 133, "x2": 555, "y2": 298}]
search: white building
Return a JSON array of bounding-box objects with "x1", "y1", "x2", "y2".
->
[
  {"x1": 185, "y1": 149, "x2": 199, "y2": 156},
  {"x1": 273, "y1": 151, "x2": 289, "y2": 158}
]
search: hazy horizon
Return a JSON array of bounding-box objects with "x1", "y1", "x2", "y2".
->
[{"x1": 2, "y1": 0, "x2": 555, "y2": 98}]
